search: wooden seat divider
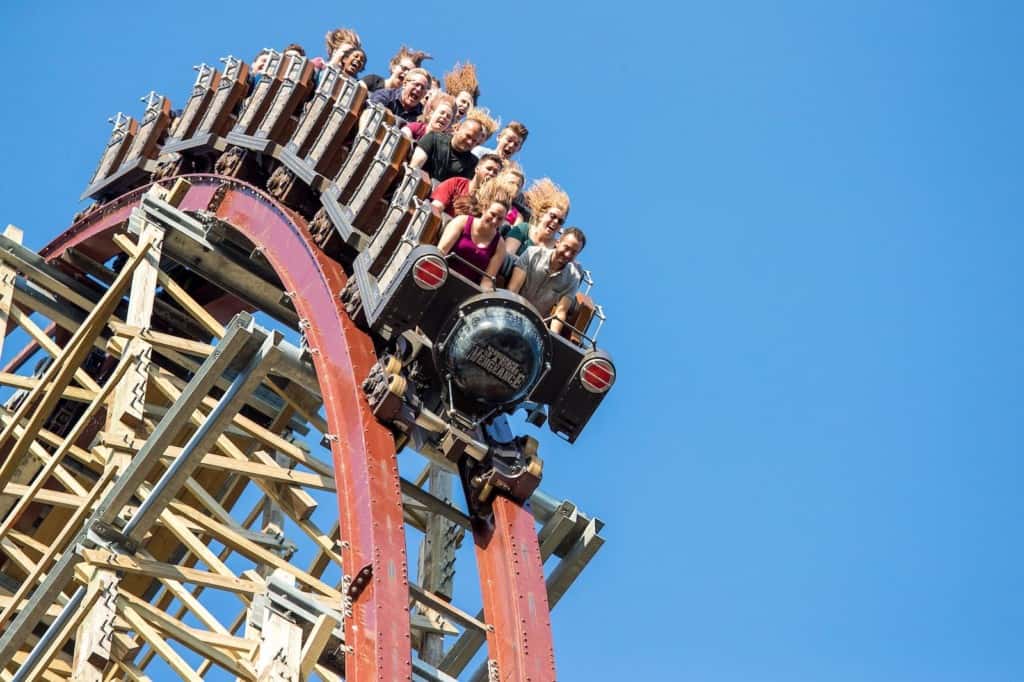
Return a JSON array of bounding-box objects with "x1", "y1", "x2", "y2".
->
[{"x1": 364, "y1": 166, "x2": 433, "y2": 277}]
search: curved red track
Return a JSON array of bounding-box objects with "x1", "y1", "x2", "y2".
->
[{"x1": 35, "y1": 175, "x2": 556, "y2": 681}]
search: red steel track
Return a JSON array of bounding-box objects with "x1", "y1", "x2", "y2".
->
[{"x1": 35, "y1": 175, "x2": 556, "y2": 681}]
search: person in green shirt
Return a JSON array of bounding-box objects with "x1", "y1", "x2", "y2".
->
[{"x1": 504, "y1": 178, "x2": 571, "y2": 256}]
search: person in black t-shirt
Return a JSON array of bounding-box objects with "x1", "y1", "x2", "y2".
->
[{"x1": 411, "y1": 107, "x2": 497, "y2": 181}]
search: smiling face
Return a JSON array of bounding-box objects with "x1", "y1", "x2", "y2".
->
[
  {"x1": 537, "y1": 206, "x2": 566, "y2": 232},
  {"x1": 340, "y1": 48, "x2": 365, "y2": 76},
  {"x1": 496, "y1": 129, "x2": 523, "y2": 158},
  {"x1": 551, "y1": 233, "x2": 582, "y2": 271},
  {"x1": 474, "y1": 158, "x2": 502, "y2": 184},
  {"x1": 454, "y1": 90, "x2": 474, "y2": 118},
  {"x1": 428, "y1": 102, "x2": 454, "y2": 132},
  {"x1": 401, "y1": 73, "x2": 429, "y2": 108},
  {"x1": 481, "y1": 201, "x2": 508, "y2": 229},
  {"x1": 452, "y1": 120, "x2": 483, "y2": 151},
  {"x1": 391, "y1": 57, "x2": 416, "y2": 82}
]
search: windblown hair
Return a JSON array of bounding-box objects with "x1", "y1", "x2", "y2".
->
[
  {"x1": 524, "y1": 178, "x2": 570, "y2": 221},
  {"x1": 504, "y1": 121, "x2": 529, "y2": 142},
  {"x1": 475, "y1": 176, "x2": 520, "y2": 210},
  {"x1": 390, "y1": 45, "x2": 432, "y2": 68},
  {"x1": 463, "y1": 107, "x2": 499, "y2": 140},
  {"x1": 325, "y1": 28, "x2": 362, "y2": 55},
  {"x1": 419, "y1": 92, "x2": 456, "y2": 124},
  {"x1": 444, "y1": 62, "x2": 480, "y2": 101}
]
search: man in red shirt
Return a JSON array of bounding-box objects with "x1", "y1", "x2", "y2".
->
[{"x1": 429, "y1": 153, "x2": 503, "y2": 215}]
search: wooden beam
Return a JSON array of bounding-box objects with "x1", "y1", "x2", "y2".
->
[
  {"x1": 118, "y1": 590, "x2": 257, "y2": 678},
  {"x1": 118, "y1": 603, "x2": 203, "y2": 682},
  {"x1": 7, "y1": 306, "x2": 102, "y2": 393},
  {"x1": 170, "y1": 502, "x2": 342, "y2": 601},
  {"x1": 0, "y1": 226, "x2": 21, "y2": 359},
  {"x1": 0, "y1": 348, "x2": 137, "y2": 539},
  {"x1": 80, "y1": 549, "x2": 264, "y2": 595},
  {"x1": 0, "y1": 230, "x2": 156, "y2": 495},
  {"x1": 71, "y1": 568, "x2": 117, "y2": 681},
  {"x1": 299, "y1": 613, "x2": 338, "y2": 680}
]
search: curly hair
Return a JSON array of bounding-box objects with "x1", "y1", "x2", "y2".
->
[
  {"x1": 463, "y1": 107, "x2": 499, "y2": 140},
  {"x1": 390, "y1": 45, "x2": 432, "y2": 68},
  {"x1": 325, "y1": 28, "x2": 361, "y2": 55},
  {"x1": 444, "y1": 62, "x2": 480, "y2": 101},
  {"x1": 524, "y1": 178, "x2": 570, "y2": 221}
]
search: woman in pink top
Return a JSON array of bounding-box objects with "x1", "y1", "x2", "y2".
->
[{"x1": 437, "y1": 177, "x2": 518, "y2": 289}]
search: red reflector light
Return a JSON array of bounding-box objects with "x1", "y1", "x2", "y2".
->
[
  {"x1": 580, "y1": 358, "x2": 614, "y2": 393},
  {"x1": 413, "y1": 255, "x2": 447, "y2": 290}
]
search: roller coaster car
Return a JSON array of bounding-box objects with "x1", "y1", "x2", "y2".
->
[{"x1": 345, "y1": 204, "x2": 615, "y2": 446}]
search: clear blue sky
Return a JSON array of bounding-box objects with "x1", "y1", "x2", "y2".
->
[{"x1": 2, "y1": 2, "x2": 1022, "y2": 680}]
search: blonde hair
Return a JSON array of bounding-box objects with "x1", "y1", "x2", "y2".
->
[
  {"x1": 475, "y1": 176, "x2": 519, "y2": 210},
  {"x1": 463, "y1": 107, "x2": 499, "y2": 140},
  {"x1": 444, "y1": 62, "x2": 480, "y2": 101},
  {"x1": 524, "y1": 178, "x2": 570, "y2": 221}
]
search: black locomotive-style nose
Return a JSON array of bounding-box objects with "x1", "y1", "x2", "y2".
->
[{"x1": 436, "y1": 293, "x2": 552, "y2": 408}]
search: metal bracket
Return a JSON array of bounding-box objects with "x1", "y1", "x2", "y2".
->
[
  {"x1": 346, "y1": 563, "x2": 373, "y2": 602},
  {"x1": 85, "y1": 519, "x2": 140, "y2": 555}
]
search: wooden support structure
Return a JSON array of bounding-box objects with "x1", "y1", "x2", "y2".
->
[{"x1": 0, "y1": 158, "x2": 606, "y2": 680}]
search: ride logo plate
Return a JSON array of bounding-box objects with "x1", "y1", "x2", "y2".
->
[
  {"x1": 439, "y1": 298, "x2": 550, "y2": 407},
  {"x1": 466, "y1": 343, "x2": 527, "y2": 390}
]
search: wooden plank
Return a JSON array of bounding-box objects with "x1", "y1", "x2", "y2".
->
[
  {"x1": 170, "y1": 502, "x2": 342, "y2": 601},
  {"x1": 80, "y1": 549, "x2": 264, "y2": 595},
  {"x1": 0, "y1": 348, "x2": 137, "y2": 539},
  {"x1": 255, "y1": 571, "x2": 302, "y2": 682},
  {"x1": 299, "y1": 613, "x2": 338, "y2": 680},
  {"x1": 8, "y1": 306, "x2": 102, "y2": 393},
  {"x1": 0, "y1": 372, "x2": 95, "y2": 402},
  {"x1": 0, "y1": 230, "x2": 157, "y2": 495},
  {"x1": 0, "y1": 226, "x2": 21, "y2": 359},
  {"x1": 105, "y1": 220, "x2": 162, "y2": 469},
  {"x1": 119, "y1": 590, "x2": 256, "y2": 679},
  {"x1": 107, "y1": 321, "x2": 215, "y2": 357},
  {"x1": 118, "y1": 603, "x2": 203, "y2": 682},
  {"x1": 71, "y1": 568, "x2": 117, "y2": 681}
]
